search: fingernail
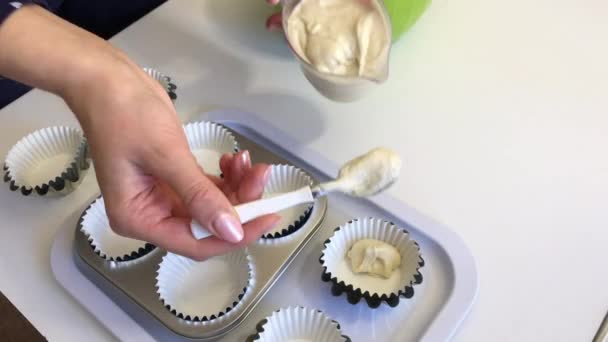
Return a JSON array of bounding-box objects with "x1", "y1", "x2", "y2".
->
[
  {"x1": 264, "y1": 166, "x2": 271, "y2": 183},
  {"x1": 212, "y1": 212, "x2": 244, "y2": 243},
  {"x1": 242, "y1": 150, "x2": 251, "y2": 167}
]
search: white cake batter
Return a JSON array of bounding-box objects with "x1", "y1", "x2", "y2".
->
[{"x1": 286, "y1": 0, "x2": 389, "y2": 78}]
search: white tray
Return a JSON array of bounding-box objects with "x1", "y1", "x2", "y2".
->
[{"x1": 51, "y1": 109, "x2": 478, "y2": 341}]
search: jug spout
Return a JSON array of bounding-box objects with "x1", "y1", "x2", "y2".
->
[
  {"x1": 356, "y1": 48, "x2": 389, "y2": 83},
  {"x1": 362, "y1": 53, "x2": 389, "y2": 83},
  {"x1": 356, "y1": 0, "x2": 391, "y2": 83}
]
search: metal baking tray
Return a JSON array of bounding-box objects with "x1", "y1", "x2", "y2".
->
[{"x1": 56, "y1": 109, "x2": 478, "y2": 342}]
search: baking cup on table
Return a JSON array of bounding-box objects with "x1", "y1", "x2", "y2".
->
[
  {"x1": 258, "y1": 164, "x2": 314, "y2": 241},
  {"x1": 143, "y1": 67, "x2": 178, "y2": 101},
  {"x1": 3, "y1": 126, "x2": 89, "y2": 196},
  {"x1": 246, "y1": 306, "x2": 351, "y2": 342},
  {"x1": 79, "y1": 196, "x2": 156, "y2": 262},
  {"x1": 183, "y1": 121, "x2": 239, "y2": 177},
  {"x1": 156, "y1": 249, "x2": 256, "y2": 323},
  {"x1": 320, "y1": 217, "x2": 424, "y2": 308}
]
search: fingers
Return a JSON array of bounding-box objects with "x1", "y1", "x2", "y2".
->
[
  {"x1": 220, "y1": 151, "x2": 270, "y2": 204},
  {"x1": 144, "y1": 214, "x2": 281, "y2": 261},
  {"x1": 266, "y1": 12, "x2": 283, "y2": 32},
  {"x1": 157, "y1": 181, "x2": 190, "y2": 218},
  {"x1": 230, "y1": 151, "x2": 250, "y2": 191},
  {"x1": 240, "y1": 213, "x2": 281, "y2": 246},
  {"x1": 237, "y1": 164, "x2": 271, "y2": 203},
  {"x1": 219, "y1": 153, "x2": 233, "y2": 183},
  {"x1": 146, "y1": 148, "x2": 244, "y2": 243}
]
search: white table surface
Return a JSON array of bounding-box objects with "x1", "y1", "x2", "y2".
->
[{"x1": 1, "y1": 0, "x2": 607, "y2": 341}]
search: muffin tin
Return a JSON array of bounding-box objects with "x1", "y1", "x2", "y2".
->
[
  {"x1": 61, "y1": 109, "x2": 478, "y2": 341},
  {"x1": 73, "y1": 150, "x2": 329, "y2": 339}
]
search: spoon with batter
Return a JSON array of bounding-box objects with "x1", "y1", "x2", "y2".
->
[{"x1": 191, "y1": 147, "x2": 401, "y2": 239}]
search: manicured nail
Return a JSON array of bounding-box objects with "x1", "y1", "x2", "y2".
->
[
  {"x1": 212, "y1": 212, "x2": 244, "y2": 243},
  {"x1": 242, "y1": 150, "x2": 251, "y2": 168}
]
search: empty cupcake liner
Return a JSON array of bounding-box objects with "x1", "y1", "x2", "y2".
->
[
  {"x1": 79, "y1": 196, "x2": 156, "y2": 262},
  {"x1": 156, "y1": 249, "x2": 256, "y2": 324},
  {"x1": 143, "y1": 67, "x2": 177, "y2": 101},
  {"x1": 183, "y1": 121, "x2": 239, "y2": 177},
  {"x1": 320, "y1": 217, "x2": 424, "y2": 308},
  {"x1": 246, "y1": 306, "x2": 351, "y2": 342},
  {"x1": 3, "y1": 126, "x2": 90, "y2": 196},
  {"x1": 258, "y1": 164, "x2": 314, "y2": 241}
]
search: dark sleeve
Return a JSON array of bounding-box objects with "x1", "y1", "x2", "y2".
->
[{"x1": 0, "y1": 1, "x2": 49, "y2": 25}]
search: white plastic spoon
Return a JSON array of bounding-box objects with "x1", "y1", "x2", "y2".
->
[{"x1": 191, "y1": 147, "x2": 401, "y2": 240}]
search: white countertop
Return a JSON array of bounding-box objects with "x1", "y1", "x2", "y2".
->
[{"x1": 1, "y1": 0, "x2": 607, "y2": 341}]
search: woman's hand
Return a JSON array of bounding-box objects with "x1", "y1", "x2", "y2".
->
[
  {"x1": 0, "y1": 5, "x2": 279, "y2": 261},
  {"x1": 64, "y1": 63, "x2": 280, "y2": 261}
]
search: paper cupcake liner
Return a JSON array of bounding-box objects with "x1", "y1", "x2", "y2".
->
[
  {"x1": 156, "y1": 249, "x2": 256, "y2": 324},
  {"x1": 246, "y1": 306, "x2": 351, "y2": 342},
  {"x1": 259, "y1": 164, "x2": 314, "y2": 240},
  {"x1": 79, "y1": 196, "x2": 156, "y2": 262},
  {"x1": 183, "y1": 121, "x2": 239, "y2": 177},
  {"x1": 3, "y1": 126, "x2": 90, "y2": 196},
  {"x1": 319, "y1": 217, "x2": 424, "y2": 309},
  {"x1": 143, "y1": 67, "x2": 177, "y2": 101}
]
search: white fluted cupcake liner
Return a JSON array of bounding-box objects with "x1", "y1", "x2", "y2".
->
[
  {"x1": 246, "y1": 306, "x2": 351, "y2": 342},
  {"x1": 183, "y1": 121, "x2": 239, "y2": 177},
  {"x1": 3, "y1": 126, "x2": 90, "y2": 196},
  {"x1": 320, "y1": 217, "x2": 424, "y2": 308},
  {"x1": 79, "y1": 196, "x2": 156, "y2": 262},
  {"x1": 258, "y1": 164, "x2": 314, "y2": 241},
  {"x1": 156, "y1": 249, "x2": 256, "y2": 324},
  {"x1": 143, "y1": 67, "x2": 177, "y2": 101}
]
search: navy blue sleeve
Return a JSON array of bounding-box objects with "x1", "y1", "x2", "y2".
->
[{"x1": 0, "y1": 1, "x2": 49, "y2": 25}]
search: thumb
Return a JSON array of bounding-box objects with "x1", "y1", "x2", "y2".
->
[{"x1": 148, "y1": 150, "x2": 244, "y2": 243}]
